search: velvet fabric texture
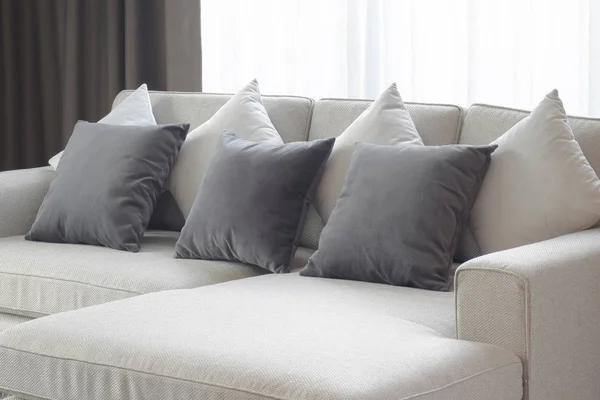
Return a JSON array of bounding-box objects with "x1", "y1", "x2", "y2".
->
[
  {"x1": 301, "y1": 142, "x2": 497, "y2": 290},
  {"x1": 175, "y1": 132, "x2": 335, "y2": 273},
  {"x1": 26, "y1": 121, "x2": 189, "y2": 252}
]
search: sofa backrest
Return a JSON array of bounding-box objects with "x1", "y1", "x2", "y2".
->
[
  {"x1": 113, "y1": 91, "x2": 465, "y2": 248},
  {"x1": 113, "y1": 91, "x2": 314, "y2": 143},
  {"x1": 306, "y1": 99, "x2": 463, "y2": 144},
  {"x1": 458, "y1": 104, "x2": 600, "y2": 177},
  {"x1": 113, "y1": 90, "x2": 600, "y2": 253},
  {"x1": 112, "y1": 91, "x2": 315, "y2": 232}
]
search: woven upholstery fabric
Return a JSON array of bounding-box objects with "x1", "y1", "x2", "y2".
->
[
  {"x1": 0, "y1": 167, "x2": 54, "y2": 239},
  {"x1": 0, "y1": 274, "x2": 522, "y2": 400},
  {"x1": 0, "y1": 231, "x2": 268, "y2": 318},
  {"x1": 0, "y1": 312, "x2": 29, "y2": 398},
  {"x1": 0, "y1": 354, "x2": 521, "y2": 400},
  {"x1": 456, "y1": 227, "x2": 600, "y2": 400},
  {"x1": 113, "y1": 91, "x2": 313, "y2": 144},
  {"x1": 307, "y1": 100, "x2": 462, "y2": 144},
  {"x1": 0, "y1": 314, "x2": 31, "y2": 333},
  {"x1": 0, "y1": 314, "x2": 25, "y2": 400},
  {"x1": 299, "y1": 206, "x2": 322, "y2": 250},
  {"x1": 300, "y1": 99, "x2": 463, "y2": 249},
  {"x1": 459, "y1": 105, "x2": 528, "y2": 146}
]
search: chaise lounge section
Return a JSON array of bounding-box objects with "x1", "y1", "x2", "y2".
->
[{"x1": 0, "y1": 273, "x2": 523, "y2": 400}]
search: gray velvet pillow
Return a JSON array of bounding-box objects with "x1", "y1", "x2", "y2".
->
[
  {"x1": 175, "y1": 131, "x2": 335, "y2": 273},
  {"x1": 300, "y1": 142, "x2": 497, "y2": 290},
  {"x1": 26, "y1": 121, "x2": 189, "y2": 252},
  {"x1": 148, "y1": 191, "x2": 185, "y2": 231}
]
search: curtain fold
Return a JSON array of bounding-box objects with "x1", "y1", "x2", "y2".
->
[
  {"x1": 0, "y1": 0, "x2": 202, "y2": 171},
  {"x1": 202, "y1": 0, "x2": 599, "y2": 117}
]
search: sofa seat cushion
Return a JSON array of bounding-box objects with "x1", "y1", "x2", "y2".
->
[
  {"x1": 0, "y1": 274, "x2": 522, "y2": 400},
  {"x1": 0, "y1": 231, "x2": 266, "y2": 318},
  {"x1": 0, "y1": 314, "x2": 31, "y2": 333}
]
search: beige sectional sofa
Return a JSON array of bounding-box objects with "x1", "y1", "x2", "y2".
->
[{"x1": 0, "y1": 91, "x2": 599, "y2": 399}]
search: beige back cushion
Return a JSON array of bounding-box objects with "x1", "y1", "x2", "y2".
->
[
  {"x1": 301, "y1": 99, "x2": 464, "y2": 249},
  {"x1": 113, "y1": 91, "x2": 314, "y2": 143}
]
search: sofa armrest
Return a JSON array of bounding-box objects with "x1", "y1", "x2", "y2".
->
[
  {"x1": 0, "y1": 167, "x2": 54, "y2": 238},
  {"x1": 455, "y1": 229, "x2": 600, "y2": 400}
]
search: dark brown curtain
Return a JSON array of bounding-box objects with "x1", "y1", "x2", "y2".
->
[{"x1": 0, "y1": 0, "x2": 202, "y2": 171}]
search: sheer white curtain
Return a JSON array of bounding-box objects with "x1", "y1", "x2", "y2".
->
[{"x1": 202, "y1": 0, "x2": 600, "y2": 116}]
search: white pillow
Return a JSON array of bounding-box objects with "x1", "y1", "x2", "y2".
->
[
  {"x1": 170, "y1": 79, "x2": 283, "y2": 219},
  {"x1": 470, "y1": 90, "x2": 600, "y2": 253},
  {"x1": 48, "y1": 83, "x2": 156, "y2": 170},
  {"x1": 314, "y1": 83, "x2": 423, "y2": 223}
]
